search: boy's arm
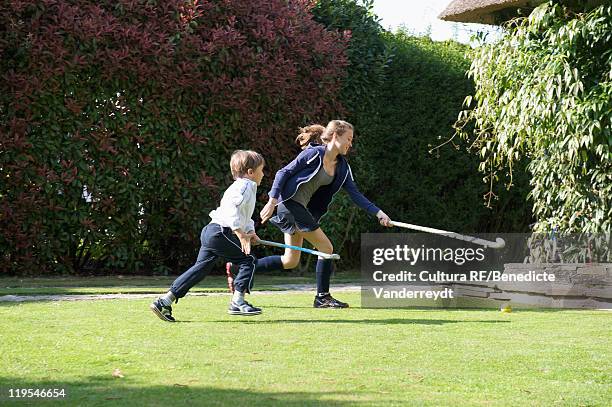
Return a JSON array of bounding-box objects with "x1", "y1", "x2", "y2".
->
[
  {"x1": 233, "y1": 228, "x2": 254, "y2": 255},
  {"x1": 242, "y1": 185, "x2": 256, "y2": 234},
  {"x1": 236, "y1": 184, "x2": 258, "y2": 234},
  {"x1": 225, "y1": 183, "x2": 252, "y2": 232},
  {"x1": 246, "y1": 218, "x2": 255, "y2": 234},
  {"x1": 226, "y1": 189, "x2": 245, "y2": 231},
  {"x1": 236, "y1": 186, "x2": 258, "y2": 247}
]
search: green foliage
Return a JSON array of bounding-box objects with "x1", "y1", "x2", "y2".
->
[
  {"x1": 0, "y1": 0, "x2": 347, "y2": 275},
  {"x1": 1, "y1": 0, "x2": 541, "y2": 275},
  {"x1": 312, "y1": 0, "x2": 390, "y2": 257},
  {"x1": 354, "y1": 32, "x2": 531, "y2": 234},
  {"x1": 457, "y1": 2, "x2": 612, "y2": 233},
  {"x1": 312, "y1": 0, "x2": 391, "y2": 114},
  {"x1": 312, "y1": 0, "x2": 533, "y2": 261}
]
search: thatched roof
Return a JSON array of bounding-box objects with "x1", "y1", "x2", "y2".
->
[
  {"x1": 438, "y1": 0, "x2": 544, "y2": 25},
  {"x1": 439, "y1": 0, "x2": 606, "y2": 25}
]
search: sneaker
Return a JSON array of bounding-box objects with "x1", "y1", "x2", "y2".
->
[
  {"x1": 228, "y1": 301, "x2": 262, "y2": 316},
  {"x1": 225, "y1": 262, "x2": 238, "y2": 292},
  {"x1": 313, "y1": 294, "x2": 349, "y2": 308},
  {"x1": 150, "y1": 298, "x2": 176, "y2": 322}
]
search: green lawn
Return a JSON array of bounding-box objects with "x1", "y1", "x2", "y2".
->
[
  {"x1": 0, "y1": 274, "x2": 360, "y2": 296},
  {"x1": 1, "y1": 292, "x2": 610, "y2": 406}
]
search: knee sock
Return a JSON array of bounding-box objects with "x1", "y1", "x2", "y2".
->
[
  {"x1": 159, "y1": 291, "x2": 176, "y2": 306},
  {"x1": 255, "y1": 255, "x2": 284, "y2": 272},
  {"x1": 316, "y1": 258, "x2": 334, "y2": 295},
  {"x1": 232, "y1": 290, "x2": 245, "y2": 305}
]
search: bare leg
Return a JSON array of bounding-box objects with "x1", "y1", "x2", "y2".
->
[
  {"x1": 299, "y1": 228, "x2": 333, "y2": 256},
  {"x1": 280, "y1": 228, "x2": 333, "y2": 268},
  {"x1": 280, "y1": 232, "x2": 304, "y2": 269}
]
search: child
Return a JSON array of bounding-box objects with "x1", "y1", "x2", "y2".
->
[
  {"x1": 228, "y1": 120, "x2": 392, "y2": 308},
  {"x1": 150, "y1": 150, "x2": 265, "y2": 322}
]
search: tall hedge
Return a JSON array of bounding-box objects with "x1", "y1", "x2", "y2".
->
[
  {"x1": 312, "y1": 1, "x2": 533, "y2": 262},
  {"x1": 1, "y1": 0, "x2": 538, "y2": 275},
  {"x1": 0, "y1": 0, "x2": 347, "y2": 275}
]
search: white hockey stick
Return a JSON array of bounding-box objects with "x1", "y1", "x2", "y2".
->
[{"x1": 390, "y1": 221, "x2": 505, "y2": 249}]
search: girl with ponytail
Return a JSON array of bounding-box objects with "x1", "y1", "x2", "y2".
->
[{"x1": 231, "y1": 120, "x2": 392, "y2": 308}]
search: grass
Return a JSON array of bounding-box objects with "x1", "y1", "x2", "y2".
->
[
  {"x1": 0, "y1": 273, "x2": 360, "y2": 296},
  {"x1": 1, "y1": 291, "x2": 611, "y2": 406}
]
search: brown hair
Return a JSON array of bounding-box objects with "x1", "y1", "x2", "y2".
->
[
  {"x1": 295, "y1": 120, "x2": 354, "y2": 150},
  {"x1": 295, "y1": 124, "x2": 325, "y2": 149},
  {"x1": 230, "y1": 150, "x2": 265, "y2": 179}
]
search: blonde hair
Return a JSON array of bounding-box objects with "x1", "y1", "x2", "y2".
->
[
  {"x1": 295, "y1": 120, "x2": 354, "y2": 150},
  {"x1": 230, "y1": 150, "x2": 264, "y2": 179}
]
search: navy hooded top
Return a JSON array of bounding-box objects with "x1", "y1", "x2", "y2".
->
[{"x1": 268, "y1": 144, "x2": 380, "y2": 220}]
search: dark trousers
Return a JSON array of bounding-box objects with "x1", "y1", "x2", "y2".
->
[{"x1": 170, "y1": 223, "x2": 256, "y2": 298}]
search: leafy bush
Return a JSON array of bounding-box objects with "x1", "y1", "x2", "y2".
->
[
  {"x1": 0, "y1": 0, "x2": 347, "y2": 274},
  {"x1": 1, "y1": 0, "x2": 539, "y2": 275},
  {"x1": 312, "y1": 0, "x2": 533, "y2": 262},
  {"x1": 353, "y1": 32, "x2": 532, "y2": 235},
  {"x1": 456, "y1": 2, "x2": 611, "y2": 233}
]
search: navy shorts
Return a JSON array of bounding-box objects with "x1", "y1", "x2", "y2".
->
[{"x1": 269, "y1": 200, "x2": 320, "y2": 235}]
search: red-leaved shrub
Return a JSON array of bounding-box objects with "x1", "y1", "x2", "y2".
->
[{"x1": 0, "y1": 0, "x2": 348, "y2": 274}]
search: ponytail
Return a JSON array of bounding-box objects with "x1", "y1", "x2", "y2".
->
[{"x1": 295, "y1": 125, "x2": 325, "y2": 150}]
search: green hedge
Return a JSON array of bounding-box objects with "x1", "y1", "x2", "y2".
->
[
  {"x1": 0, "y1": 0, "x2": 534, "y2": 275},
  {"x1": 0, "y1": 0, "x2": 347, "y2": 275},
  {"x1": 313, "y1": 2, "x2": 533, "y2": 262}
]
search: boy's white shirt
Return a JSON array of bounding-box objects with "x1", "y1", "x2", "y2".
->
[{"x1": 209, "y1": 178, "x2": 257, "y2": 233}]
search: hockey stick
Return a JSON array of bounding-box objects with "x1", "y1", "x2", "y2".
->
[
  {"x1": 257, "y1": 239, "x2": 341, "y2": 260},
  {"x1": 390, "y1": 221, "x2": 505, "y2": 249}
]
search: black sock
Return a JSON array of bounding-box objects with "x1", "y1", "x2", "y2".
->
[
  {"x1": 316, "y1": 258, "x2": 334, "y2": 294},
  {"x1": 255, "y1": 255, "x2": 283, "y2": 273}
]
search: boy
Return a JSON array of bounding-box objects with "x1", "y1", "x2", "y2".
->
[{"x1": 150, "y1": 150, "x2": 265, "y2": 322}]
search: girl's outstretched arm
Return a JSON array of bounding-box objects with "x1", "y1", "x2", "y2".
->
[{"x1": 342, "y1": 167, "x2": 392, "y2": 226}]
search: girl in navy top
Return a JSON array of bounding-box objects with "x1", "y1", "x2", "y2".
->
[{"x1": 257, "y1": 120, "x2": 391, "y2": 308}]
